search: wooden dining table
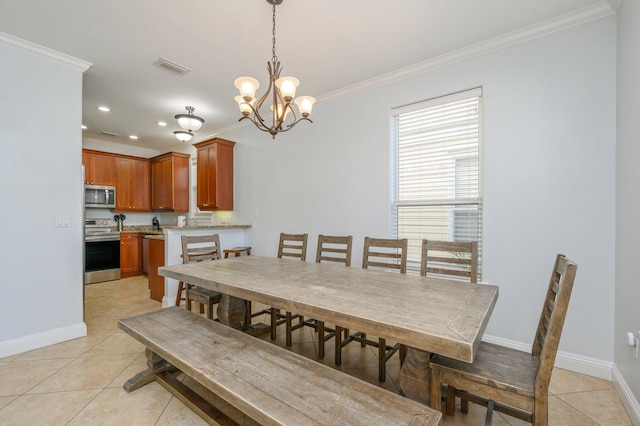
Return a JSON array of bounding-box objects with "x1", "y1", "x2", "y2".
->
[{"x1": 159, "y1": 255, "x2": 498, "y2": 405}]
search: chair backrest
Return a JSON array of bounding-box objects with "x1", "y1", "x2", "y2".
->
[
  {"x1": 420, "y1": 240, "x2": 478, "y2": 282},
  {"x1": 362, "y1": 237, "x2": 408, "y2": 273},
  {"x1": 532, "y1": 254, "x2": 578, "y2": 392},
  {"x1": 315, "y1": 235, "x2": 353, "y2": 266},
  {"x1": 181, "y1": 234, "x2": 221, "y2": 264},
  {"x1": 277, "y1": 233, "x2": 308, "y2": 261}
]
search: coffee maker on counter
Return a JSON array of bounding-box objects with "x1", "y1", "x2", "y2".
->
[{"x1": 152, "y1": 216, "x2": 160, "y2": 231}]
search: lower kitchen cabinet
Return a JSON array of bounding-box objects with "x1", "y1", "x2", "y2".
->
[
  {"x1": 120, "y1": 233, "x2": 142, "y2": 278},
  {"x1": 148, "y1": 238, "x2": 165, "y2": 302}
]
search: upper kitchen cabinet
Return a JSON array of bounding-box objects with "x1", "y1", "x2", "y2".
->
[
  {"x1": 150, "y1": 152, "x2": 190, "y2": 212},
  {"x1": 194, "y1": 138, "x2": 235, "y2": 211},
  {"x1": 115, "y1": 156, "x2": 151, "y2": 212},
  {"x1": 82, "y1": 149, "x2": 116, "y2": 186}
]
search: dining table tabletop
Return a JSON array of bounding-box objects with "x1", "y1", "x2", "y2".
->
[{"x1": 159, "y1": 255, "x2": 499, "y2": 404}]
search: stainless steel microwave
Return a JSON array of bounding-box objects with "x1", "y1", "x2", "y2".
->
[{"x1": 85, "y1": 185, "x2": 116, "y2": 209}]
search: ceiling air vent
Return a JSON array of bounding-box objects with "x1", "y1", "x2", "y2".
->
[
  {"x1": 156, "y1": 57, "x2": 191, "y2": 75},
  {"x1": 100, "y1": 130, "x2": 119, "y2": 137}
]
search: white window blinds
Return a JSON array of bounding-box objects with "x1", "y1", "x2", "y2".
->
[{"x1": 390, "y1": 88, "x2": 483, "y2": 276}]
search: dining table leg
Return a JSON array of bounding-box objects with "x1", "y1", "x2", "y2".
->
[
  {"x1": 216, "y1": 294, "x2": 245, "y2": 329},
  {"x1": 398, "y1": 347, "x2": 432, "y2": 406},
  {"x1": 216, "y1": 294, "x2": 271, "y2": 337}
]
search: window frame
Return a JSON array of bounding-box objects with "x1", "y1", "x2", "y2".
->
[{"x1": 389, "y1": 88, "x2": 483, "y2": 277}]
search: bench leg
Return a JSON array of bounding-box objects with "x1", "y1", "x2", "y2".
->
[
  {"x1": 123, "y1": 348, "x2": 176, "y2": 393},
  {"x1": 155, "y1": 371, "x2": 236, "y2": 426}
]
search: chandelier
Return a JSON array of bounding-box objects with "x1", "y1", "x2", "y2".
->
[
  {"x1": 174, "y1": 106, "x2": 204, "y2": 142},
  {"x1": 234, "y1": 0, "x2": 315, "y2": 139}
]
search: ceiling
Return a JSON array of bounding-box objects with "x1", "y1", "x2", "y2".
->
[{"x1": 0, "y1": 0, "x2": 610, "y2": 152}]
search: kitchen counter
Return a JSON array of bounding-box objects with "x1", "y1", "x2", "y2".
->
[
  {"x1": 144, "y1": 234, "x2": 165, "y2": 240},
  {"x1": 118, "y1": 224, "x2": 251, "y2": 234}
]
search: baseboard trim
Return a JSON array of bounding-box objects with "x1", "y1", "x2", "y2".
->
[
  {"x1": 612, "y1": 365, "x2": 640, "y2": 426},
  {"x1": 482, "y1": 334, "x2": 613, "y2": 380},
  {"x1": 0, "y1": 322, "x2": 87, "y2": 358}
]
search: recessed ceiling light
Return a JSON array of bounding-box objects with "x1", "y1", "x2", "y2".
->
[
  {"x1": 129, "y1": 135, "x2": 138, "y2": 140},
  {"x1": 157, "y1": 121, "x2": 167, "y2": 127},
  {"x1": 98, "y1": 106, "x2": 110, "y2": 112},
  {"x1": 81, "y1": 125, "x2": 87, "y2": 130}
]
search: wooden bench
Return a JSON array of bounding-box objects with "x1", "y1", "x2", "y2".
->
[{"x1": 118, "y1": 307, "x2": 441, "y2": 426}]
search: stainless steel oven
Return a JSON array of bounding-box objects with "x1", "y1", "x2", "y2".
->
[{"x1": 84, "y1": 218, "x2": 121, "y2": 284}]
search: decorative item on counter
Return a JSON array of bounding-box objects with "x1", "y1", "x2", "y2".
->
[
  {"x1": 177, "y1": 215, "x2": 186, "y2": 228},
  {"x1": 114, "y1": 214, "x2": 125, "y2": 231},
  {"x1": 152, "y1": 216, "x2": 160, "y2": 231}
]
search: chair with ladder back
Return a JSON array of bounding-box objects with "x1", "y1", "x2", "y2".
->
[
  {"x1": 288, "y1": 234, "x2": 353, "y2": 358},
  {"x1": 335, "y1": 236, "x2": 408, "y2": 382},
  {"x1": 430, "y1": 254, "x2": 578, "y2": 425},
  {"x1": 270, "y1": 233, "x2": 308, "y2": 343},
  {"x1": 175, "y1": 234, "x2": 223, "y2": 320}
]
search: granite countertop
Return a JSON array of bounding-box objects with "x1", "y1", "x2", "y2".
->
[
  {"x1": 144, "y1": 234, "x2": 165, "y2": 240},
  {"x1": 162, "y1": 224, "x2": 252, "y2": 231},
  {"x1": 115, "y1": 224, "x2": 251, "y2": 234}
]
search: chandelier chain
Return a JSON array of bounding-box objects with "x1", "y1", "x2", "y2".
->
[{"x1": 271, "y1": 2, "x2": 277, "y2": 63}]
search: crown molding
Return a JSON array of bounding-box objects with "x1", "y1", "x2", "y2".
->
[
  {"x1": 319, "y1": 1, "x2": 616, "y2": 105},
  {"x1": 0, "y1": 31, "x2": 92, "y2": 72}
]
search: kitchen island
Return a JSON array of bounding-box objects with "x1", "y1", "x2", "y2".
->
[{"x1": 144, "y1": 225, "x2": 251, "y2": 307}]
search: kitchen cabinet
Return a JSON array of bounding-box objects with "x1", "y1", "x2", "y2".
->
[
  {"x1": 150, "y1": 152, "x2": 190, "y2": 212},
  {"x1": 120, "y1": 232, "x2": 142, "y2": 278},
  {"x1": 194, "y1": 138, "x2": 235, "y2": 211},
  {"x1": 82, "y1": 149, "x2": 116, "y2": 186},
  {"x1": 148, "y1": 237, "x2": 165, "y2": 302},
  {"x1": 115, "y1": 156, "x2": 151, "y2": 211}
]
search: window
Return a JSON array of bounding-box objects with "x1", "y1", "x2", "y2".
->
[{"x1": 390, "y1": 88, "x2": 483, "y2": 277}]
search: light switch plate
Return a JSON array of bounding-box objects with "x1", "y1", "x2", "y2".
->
[{"x1": 55, "y1": 215, "x2": 71, "y2": 227}]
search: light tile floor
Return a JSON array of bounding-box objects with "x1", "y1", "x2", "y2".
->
[{"x1": 0, "y1": 276, "x2": 632, "y2": 425}]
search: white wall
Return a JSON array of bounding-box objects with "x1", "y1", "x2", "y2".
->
[
  {"x1": 0, "y1": 36, "x2": 90, "y2": 356},
  {"x1": 615, "y1": 0, "x2": 640, "y2": 416},
  {"x1": 220, "y1": 17, "x2": 617, "y2": 366}
]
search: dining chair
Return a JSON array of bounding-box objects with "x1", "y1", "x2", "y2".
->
[
  {"x1": 335, "y1": 236, "x2": 408, "y2": 382},
  {"x1": 270, "y1": 233, "x2": 308, "y2": 342},
  {"x1": 306, "y1": 235, "x2": 353, "y2": 359},
  {"x1": 420, "y1": 240, "x2": 478, "y2": 282},
  {"x1": 430, "y1": 254, "x2": 578, "y2": 425},
  {"x1": 419, "y1": 239, "x2": 479, "y2": 410},
  {"x1": 176, "y1": 234, "x2": 223, "y2": 320}
]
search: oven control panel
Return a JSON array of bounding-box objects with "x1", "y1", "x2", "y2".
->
[{"x1": 85, "y1": 218, "x2": 112, "y2": 227}]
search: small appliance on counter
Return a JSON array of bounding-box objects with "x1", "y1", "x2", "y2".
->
[{"x1": 152, "y1": 216, "x2": 160, "y2": 230}]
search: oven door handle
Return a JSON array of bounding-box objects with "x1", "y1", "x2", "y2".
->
[{"x1": 85, "y1": 235, "x2": 120, "y2": 242}]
